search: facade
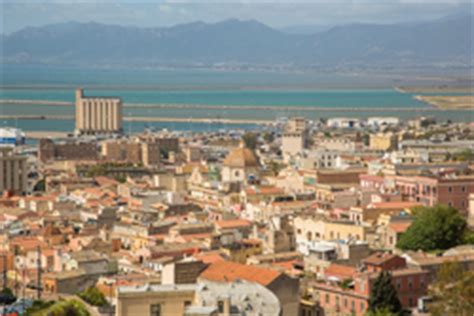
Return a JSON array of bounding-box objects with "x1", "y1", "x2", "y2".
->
[
  {"x1": 0, "y1": 127, "x2": 26, "y2": 147},
  {"x1": 392, "y1": 175, "x2": 474, "y2": 212},
  {"x1": 314, "y1": 254, "x2": 429, "y2": 315},
  {"x1": 39, "y1": 139, "x2": 98, "y2": 162},
  {"x1": 101, "y1": 139, "x2": 160, "y2": 167},
  {"x1": 300, "y1": 150, "x2": 340, "y2": 170},
  {"x1": 469, "y1": 193, "x2": 474, "y2": 227},
  {"x1": 192, "y1": 279, "x2": 281, "y2": 315},
  {"x1": 0, "y1": 148, "x2": 28, "y2": 195},
  {"x1": 75, "y1": 88, "x2": 123, "y2": 135},
  {"x1": 370, "y1": 133, "x2": 398, "y2": 151},
  {"x1": 117, "y1": 284, "x2": 196, "y2": 316},
  {"x1": 199, "y1": 260, "x2": 300, "y2": 316},
  {"x1": 221, "y1": 143, "x2": 260, "y2": 185},
  {"x1": 282, "y1": 117, "x2": 308, "y2": 160}
]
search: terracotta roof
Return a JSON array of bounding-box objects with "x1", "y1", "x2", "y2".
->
[
  {"x1": 95, "y1": 176, "x2": 120, "y2": 187},
  {"x1": 325, "y1": 263, "x2": 357, "y2": 280},
  {"x1": 388, "y1": 221, "x2": 412, "y2": 233},
  {"x1": 363, "y1": 252, "x2": 401, "y2": 266},
  {"x1": 193, "y1": 252, "x2": 226, "y2": 264},
  {"x1": 200, "y1": 261, "x2": 281, "y2": 286},
  {"x1": 216, "y1": 219, "x2": 252, "y2": 229},
  {"x1": 245, "y1": 186, "x2": 285, "y2": 196},
  {"x1": 223, "y1": 146, "x2": 259, "y2": 168}
]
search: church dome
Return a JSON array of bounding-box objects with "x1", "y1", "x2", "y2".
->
[{"x1": 223, "y1": 143, "x2": 259, "y2": 168}]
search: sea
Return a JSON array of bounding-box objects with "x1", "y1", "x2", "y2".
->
[{"x1": 0, "y1": 64, "x2": 472, "y2": 133}]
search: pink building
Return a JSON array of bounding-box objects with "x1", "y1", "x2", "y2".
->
[
  {"x1": 314, "y1": 253, "x2": 429, "y2": 315},
  {"x1": 393, "y1": 175, "x2": 474, "y2": 212}
]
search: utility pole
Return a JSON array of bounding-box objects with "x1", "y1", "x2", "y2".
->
[{"x1": 36, "y1": 246, "x2": 41, "y2": 300}]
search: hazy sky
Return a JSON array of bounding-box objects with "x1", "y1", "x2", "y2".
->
[{"x1": 1, "y1": 0, "x2": 472, "y2": 34}]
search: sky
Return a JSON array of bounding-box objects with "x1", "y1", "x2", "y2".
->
[{"x1": 1, "y1": 0, "x2": 472, "y2": 34}]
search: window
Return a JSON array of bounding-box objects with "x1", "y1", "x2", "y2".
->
[
  {"x1": 462, "y1": 186, "x2": 466, "y2": 192},
  {"x1": 409, "y1": 297, "x2": 413, "y2": 307},
  {"x1": 360, "y1": 302, "x2": 365, "y2": 312},
  {"x1": 325, "y1": 294, "x2": 330, "y2": 303},
  {"x1": 396, "y1": 279, "x2": 401, "y2": 289},
  {"x1": 218, "y1": 301, "x2": 224, "y2": 313},
  {"x1": 408, "y1": 277, "x2": 413, "y2": 289},
  {"x1": 150, "y1": 304, "x2": 161, "y2": 316},
  {"x1": 448, "y1": 201, "x2": 453, "y2": 207},
  {"x1": 448, "y1": 186, "x2": 453, "y2": 193},
  {"x1": 344, "y1": 298, "x2": 348, "y2": 308}
]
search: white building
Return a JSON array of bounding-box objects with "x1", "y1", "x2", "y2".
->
[
  {"x1": 326, "y1": 118, "x2": 362, "y2": 129},
  {"x1": 367, "y1": 117, "x2": 400, "y2": 128}
]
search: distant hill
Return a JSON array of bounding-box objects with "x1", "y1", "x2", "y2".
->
[{"x1": 1, "y1": 15, "x2": 472, "y2": 68}]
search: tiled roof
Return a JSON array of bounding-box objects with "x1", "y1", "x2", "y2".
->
[
  {"x1": 325, "y1": 263, "x2": 357, "y2": 280},
  {"x1": 363, "y1": 252, "x2": 400, "y2": 266},
  {"x1": 200, "y1": 261, "x2": 281, "y2": 286},
  {"x1": 223, "y1": 146, "x2": 259, "y2": 168},
  {"x1": 388, "y1": 221, "x2": 412, "y2": 233},
  {"x1": 245, "y1": 186, "x2": 285, "y2": 196},
  {"x1": 193, "y1": 252, "x2": 226, "y2": 264},
  {"x1": 216, "y1": 219, "x2": 252, "y2": 229}
]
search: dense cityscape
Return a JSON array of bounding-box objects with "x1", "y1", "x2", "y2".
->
[
  {"x1": 1, "y1": 1, "x2": 473, "y2": 315},
  {"x1": 0, "y1": 86, "x2": 471, "y2": 316}
]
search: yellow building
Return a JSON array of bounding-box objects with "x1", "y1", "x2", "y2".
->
[
  {"x1": 221, "y1": 239, "x2": 263, "y2": 264},
  {"x1": 369, "y1": 133, "x2": 398, "y2": 151}
]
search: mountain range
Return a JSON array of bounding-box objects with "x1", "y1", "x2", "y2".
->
[{"x1": 1, "y1": 14, "x2": 472, "y2": 68}]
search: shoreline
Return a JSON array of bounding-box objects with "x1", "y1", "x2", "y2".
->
[
  {"x1": 414, "y1": 95, "x2": 474, "y2": 110},
  {"x1": 1, "y1": 99, "x2": 472, "y2": 112},
  {"x1": 397, "y1": 86, "x2": 473, "y2": 94}
]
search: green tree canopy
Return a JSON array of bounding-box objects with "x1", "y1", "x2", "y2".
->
[
  {"x1": 78, "y1": 287, "x2": 108, "y2": 307},
  {"x1": 0, "y1": 287, "x2": 16, "y2": 305},
  {"x1": 26, "y1": 299, "x2": 90, "y2": 316},
  {"x1": 368, "y1": 271, "x2": 403, "y2": 315},
  {"x1": 242, "y1": 132, "x2": 258, "y2": 150},
  {"x1": 429, "y1": 261, "x2": 474, "y2": 316},
  {"x1": 366, "y1": 308, "x2": 399, "y2": 316},
  {"x1": 397, "y1": 205, "x2": 467, "y2": 251}
]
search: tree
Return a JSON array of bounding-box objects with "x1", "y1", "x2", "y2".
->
[
  {"x1": 397, "y1": 205, "x2": 467, "y2": 251},
  {"x1": 26, "y1": 299, "x2": 90, "y2": 316},
  {"x1": 262, "y1": 131, "x2": 274, "y2": 144},
  {"x1": 429, "y1": 261, "x2": 474, "y2": 316},
  {"x1": 366, "y1": 308, "x2": 399, "y2": 316},
  {"x1": 78, "y1": 287, "x2": 108, "y2": 307},
  {"x1": 242, "y1": 132, "x2": 258, "y2": 150},
  {"x1": 0, "y1": 287, "x2": 16, "y2": 305},
  {"x1": 368, "y1": 271, "x2": 402, "y2": 315},
  {"x1": 268, "y1": 160, "x2": 284, "y2": 176}
]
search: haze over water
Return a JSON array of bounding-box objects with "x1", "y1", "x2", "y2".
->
[{"x1": 1, "y1": 65, "x2": 473, "y2": 132}]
